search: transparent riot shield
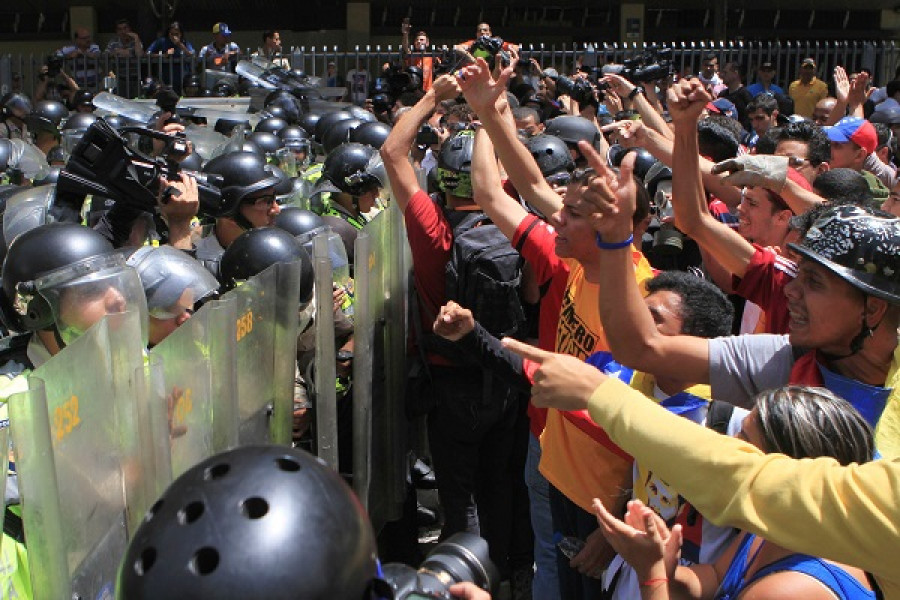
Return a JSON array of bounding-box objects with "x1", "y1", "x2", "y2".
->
[
  {"x1": 219, "y1": 265, "x2": 278, "y2": 445},
  {"x1": 148, "y1": 306, "x2": 218, "y2": 478},
  {"x1": 0, "y1": 425, "x2": 7, "y2": 538},
  {"x1": 206, "y1": 294, "x2": 239, "y2": 452},
  {"x1": 272, "y1": 260, "x2": 302, "y2": 445},
  {"x1": 8, "y1": 312, "x2": 147, "y2": 600},
  {"x1": 352, "y1": 205, "x2": 411, "y2": 531},
  {"x1": 312, "y1": 232, "x2": 338, "y2": 468}
]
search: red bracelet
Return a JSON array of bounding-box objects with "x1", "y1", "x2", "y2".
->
[{"x1": 640, "y1": 578, "x2": 668, "y2": 587}]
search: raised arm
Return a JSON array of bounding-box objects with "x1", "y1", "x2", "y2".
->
[
  {"x1": 471, "y1": 126, "x2": 529, "y2": 240},
  {"x1": 578, "y1": 141, "x2": 711, "y2": 383},
  {"x1": 603, "y1": 73, "x2": 673, "y2": 140},
  {"x1": 380, "y1": 74, "x2": 461, "y2": 212},
  {"x1": 457, "y1": 57, "x2": 563, "y2": 217},
  {"x1": 667, "y1": 79, "x2": 756, "y2": 279}
]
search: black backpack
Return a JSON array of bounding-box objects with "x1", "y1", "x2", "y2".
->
[{"x1": 444, "y1": 210, "x2": 527, "y2": 339}]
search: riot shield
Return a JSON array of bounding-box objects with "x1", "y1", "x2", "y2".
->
[
  {"x1": 206, "y1": 294, "x2": 239, "y2": 452},
  {"x1": 8, "y1": 312, "x2": 146, "y2": 600},
  {"x1": 271, "y1": 260, "x2": 303, "y2": 445},
  {"x1": 219, "y1": 264, "x2": 278, "y2": 445},
  {"x1": 312, "y1": 232, "x2": 338, "y2": 468},
  {"x1": 0, "y1": 425, "x2": 7, "y2": 539},
  {"x1": 351, "y1": 205, "x2": 411, "y2": 531},
  {"x1": 148, "y1": 305, "x2": 218, "y2": 478}
]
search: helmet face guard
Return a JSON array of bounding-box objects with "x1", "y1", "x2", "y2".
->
[
  {"x1": 128, "y1": 246, "x2": 219, "y2": 320},
  {"x1": 22, "y1": 253, "x2": 148, "y2": 346}
]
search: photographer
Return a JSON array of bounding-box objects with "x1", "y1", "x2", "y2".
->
[
  {"x1": 401, "y1": 20, "x2": 439, "y2": 92},
  {"x1": 454, "y1": 23, "x2": 519, "y2": 57},
  {"x1": 34, "y1": 56, "x2": 80, "y2": 104}
]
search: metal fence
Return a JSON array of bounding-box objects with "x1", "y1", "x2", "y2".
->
[{"x1": 3, "y1": 40, "x2": 899, "y2": 100}]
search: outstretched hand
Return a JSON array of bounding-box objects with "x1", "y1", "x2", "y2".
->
[
  {"x1": 593, "y1": 498, "x2": 682, "y2": 582},
  {"x1": 502, "y1": 338, "x2": 606, "y2": 411},
  {"x1": 456, "y1": 57, "x2": 516, "y2": 116}
]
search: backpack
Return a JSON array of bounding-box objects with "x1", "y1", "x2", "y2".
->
[{"x1": 444, "y1": 210, "x2": 527, "y2": 339}]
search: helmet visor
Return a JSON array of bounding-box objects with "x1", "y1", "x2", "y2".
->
[{"x1": 31, "y1": 254, "x2": 148, "y2": 346}]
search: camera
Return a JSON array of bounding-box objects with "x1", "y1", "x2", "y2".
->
[
  {"x1": 383, "y1": 64, "x2": 424, "y2": 98},
  {"x1": 555, "y1": 76, "x2": 598, "y2": 106},
  {"x1": 45, "y1": 55, "x2": 64, "y2": 78},
  {"x1": 606, "y1": 47, "x2": 673, "y2": 84},
  {"x1": 469, "y1": 36, "x2": 510, "y2": 66},
  {"x1": 377, "y1": 532, "x2": 499, "y2": 599},
  {"x1": 416, "y1": 123, "x2": 441, "y2": 147},
  {"x1": 56, "y1": 119, "x2": 228, "y2": 218}
]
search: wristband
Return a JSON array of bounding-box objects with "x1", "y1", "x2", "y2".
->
[
  {"x1": 596, "y1": 232, "x2": 634, "y2": 249},
  {"x1": 640, "y1": 578, "x2": 668, "y2": 587},
  {"x1": 628, "y1": 86, "x2": 645, "y2": 100}
]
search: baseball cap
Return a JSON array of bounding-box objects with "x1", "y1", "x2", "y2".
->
[
  {"x1": 759, "y1": 61, "x2": 775, "y2": 70},
  {"x1": 542, "y1": 68, "x2": 559, "y2": 80},
  {"x1": 212, "y1": 22, "x2": 232, "y2": 36},
  {"x1": 801, "y1": 58, "x2": 816, "y2": 68},
  {"x1": 706, "y1": 98, "x2": 738, "y2": 120},
  {"x1": 826, "y1": 116, "x2": 878, "y2": 154}
]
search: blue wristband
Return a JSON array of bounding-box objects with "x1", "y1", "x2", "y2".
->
[{"x1": 595, "y1": 232, "x2": 634, "y2": 250}]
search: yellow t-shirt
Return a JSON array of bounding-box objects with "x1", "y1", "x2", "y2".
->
[
  {"x1": 538, "y1": 250, "x2": 655, "y2": 512},
  {"x1": 788, "y1": 77, "x2": 828, "y2": 118}
]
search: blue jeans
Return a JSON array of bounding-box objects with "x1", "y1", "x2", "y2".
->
[{"x1": 525, "y1": 433, "x2": 560, "y2": 600}]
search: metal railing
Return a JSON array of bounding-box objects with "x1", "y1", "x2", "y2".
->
[{"x1": 2, "y1": 40, "x2": 898, "y2": 100}]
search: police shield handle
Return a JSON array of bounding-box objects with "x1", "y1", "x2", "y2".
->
[{"x1": 501, "y1": 338, "x2": 607, "y2": 411}]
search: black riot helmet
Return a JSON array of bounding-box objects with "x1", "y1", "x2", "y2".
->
[
  {"x1": 643, "y1": 160, "x2": 672, "y2": 198},
  {"x1": 322, "y1": 118, "x2": 363, "y2": 154},
  {"x1": 219, "y1": 227, "x2": 314, "y2": 305},
  {"x1": 27, "y1": 100, "x2": 68, "y2": 133},
  {"x1": 275, "y1": 207, "x2": 327, "y2": 238},
  {"x1": 316, "y1": 143, "x2": 381, "y2": 196},
  {"x1": 544, "y1": 115, "x2": 601, "y2": 147},
  {"x1": 248, "y1": 131, "x2": 285, "y2": 156},
  {"x1": 62, "y1": 112, "x2": 98, "y2": 134},
  {"x1": 101, "y1": 114, "x2": 128, "y2": 130},
  {"x1": 263, "y1": 90, "x2": 306, "y2": 124},
  {"x1": 608, "y1": 145, "x2": 657, "y2": 181},
  {"x1": 346, "y1": 105, "x2": 378, "y2": 124},
  {"x1": 313, "y1": 110, "x2": 353, "y2": 143},
  {"x1": 348, "y1": 121, "x2": 392, "y2": 150},
  {"x1": 202, "y1": 151, "x2": 280, "y2": 217},
  {"x1": 0, "y1": 93, "x2": 32, "y2": 120},
  {"x1": 279, "y1": 125, "x2": 309, "y2": 147},
  {"x1": 254, "y1": 116, "x2": 289, "y2": 135},
  {"x1": 437, "y1": 130, "x2": 475, "y2": 197},
  {"x1": 140, "y1": 76, "x2": 159, "y2": 98},
  {"x1": 526, "y1": 134, "x2": 575, "y2": 177},
  {"x1": 70, "y1": 89, "x2": 95, "y2": 111},
  {"x1": 220, "y1": 136, "x2": 264, "y2": 158},
  {"x1": 0, "y1": 222, "x2": 114, "y2": 333},
  {"x1": 116, "y1": 445, "x2": 377, "y2": 600},
  {"x1": 214, "y1": 117, "x2": 252, "y2": 137},
  {"x1": 297, "y1": 111, "x2": 322, "y2": 136},
  {"x1": 179, "y1": 152, "x2": 203, "y2": 171}
]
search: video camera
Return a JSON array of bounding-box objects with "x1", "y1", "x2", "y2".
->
[
  {"x1": 381, "y1": 64, "x2": 424, "y2": 98},
  {"x1": 378, "y1": 532, "x2": 498, "y2": 599},
  {"x1": 606, "y1": 47, "x2": 674, "y2": 84},
  {"x1": 56, "y1": 119, "x2": 228, "y2": 218}
]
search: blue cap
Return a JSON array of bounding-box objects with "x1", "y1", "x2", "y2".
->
[
  {"x1": 212, "y1": 22, "x2": 232, "y2": 36},
  {"x1": 707, "y1": 98, "x2": 738, "y2": 121}
]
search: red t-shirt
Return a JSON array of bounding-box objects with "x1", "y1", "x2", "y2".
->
[
  {"x1": 511, "y1": 213, "x2": 570, "y2": 436},
  {"x1": 731, "y1": 244, "x2": 796, "y2": 335}
]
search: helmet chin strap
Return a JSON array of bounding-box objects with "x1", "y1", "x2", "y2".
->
[{"x1": 232, "y1": 203, "x2": 255, "y2": 231}]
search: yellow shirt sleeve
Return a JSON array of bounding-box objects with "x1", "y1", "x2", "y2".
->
[{"x1": 586, "y1": 378, "x2": 900, "y2": 597}]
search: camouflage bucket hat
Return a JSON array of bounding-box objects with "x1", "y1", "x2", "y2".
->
[{"x1": 787, "y1": 205, "x2": 900, "y2": 304}]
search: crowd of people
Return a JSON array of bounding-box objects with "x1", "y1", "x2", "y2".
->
[{"x1": 0, "y1": 19, "x2": 897, "y2": 600}]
